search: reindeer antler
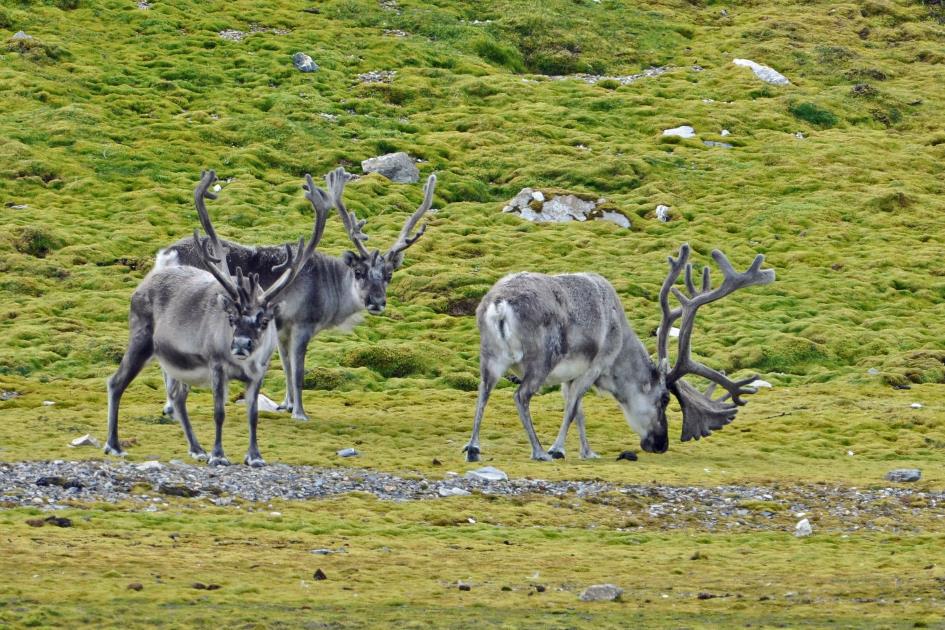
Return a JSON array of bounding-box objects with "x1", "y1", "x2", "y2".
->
[
  {"x1": 386, "y1": 173, "x2": 436, "y2": 261},
  {"x1": 191, "y1": 170, "x2": 241, "y2": 301},
  {"x1": 327, "y1": 167, "x2": 370, "y2": 258},
  {"x1": 657, "y1": 244, "x2": 775, "y2": 440},
  {"x1": 260, "y1": 173, "x2": 331, "y2": 303}
]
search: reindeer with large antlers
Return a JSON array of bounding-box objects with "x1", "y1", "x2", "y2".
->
[
  {"x1": 105, "y1": 170, "x2": 330, "y2": 466},
  {"x1": 463, "y1": 244, "x2": 775, "y2": 462},
  {"x1": 156, "y1": 167, "x2": 436, "y2": 421}
]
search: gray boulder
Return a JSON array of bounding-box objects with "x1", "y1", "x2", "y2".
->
[
  {"x1": 292, "y1": 52, "x2": 319, "y2": 73},
  {"x1": 503, "y1": 188, "x2": 631, "y2": 229},
  {"x1": 885, "y1": 469, "x2": 921, "y2": 483},
  {"x1": 580, "y1": 584, "x2": 623, "y2": 602},
  {"x1": 361, "y1": 152, "x2": 419, "y2": 183},
  {"x1": 465, "y1": 466, "x2": 508, "y2": 482},
  {"x1": 732, "y1": 59, "x2": 790, "y2": 85}
]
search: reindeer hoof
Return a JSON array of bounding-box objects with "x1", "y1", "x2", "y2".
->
[
  {"x1": 190, "y1": 450, "x2": 208, "y2": 462},
  {"x1": 548, "y1": 449, "x2": 565, "y2": 460},
  {"x1": 208, "y1": 456, "x2": 230, "y2": 467},
  {"x1": 103, "y1": 444, "x2": 126, "y2": 458},
  {"x1": 462, "y1": 445, "x2": 480, "y2": 462},
  {"x1": 581, "y1": 450, "x2": 601, "y2": 460},
  {"x1": 244, "y1": 455, "x2": 266, "y2": 468},
  {"x1": 292, "y1": 413, "x2": 310, "y2": 422},
  {"x1": 532, "y1": 451, "x2": 553, "y2": 462},
  {"x1": 162, "y1": 403, "x2": 174, "y2": 417}
]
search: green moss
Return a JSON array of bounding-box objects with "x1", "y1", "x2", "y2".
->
[
  {"x1": 788, "y1": 102, "x2": 839, "y2": 128},
  {"x1": 342, "y1": 343, "x2": 430, "y2": 378},
  {"x1": 10, "y1": 226, "x2": 62, "y2": 258}
]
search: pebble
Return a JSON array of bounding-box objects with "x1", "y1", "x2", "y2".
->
[
  {"x1": 292, "y1": 52, "x2": 319, "y2": 73},
  {"x1": 136, "y1": 461, "x2": 162, "y2": 472},
  {"x1": 438, "y1": 486, "x2": 471, "y2": 497},
  {"x1": 910, "y1": 403, "x2": 923, "y2": 409},
  {"x1": 465, "y1": 466, "x2": 507, "y2": 482},
  {"x1": 616, "y1": 451, "x2": 638, "y2": 462},
  {"x1": 795, "y1": 518, "x2": 812, "y2": 537},
  {"x1": 732, "y1": 58, "x2": 791, "y2": 85},
  {"x1": 313, "y1": 569, "x2": 327, "y2": 581},
  {"x1": 886, "y1": 469, "x2": 921, "y2": 483},
  {"x1": 703, "y1": 140, "x2": 733, "y2": 149},
  {"x1": 69, "y1": 434, "x2": 99, "y2": 448},
  {"x1": 655, "y1": 204, "x2": 671, "y2": 222},
  {"x1": 663, "y1": 125, "x2": 696, "y2": 139},
  {"x1": 337, "y1": 448, "x2": 359, "y2": 458},
  {"x1": 357, "y1": 70, "x2": 396, "y2": 84}
]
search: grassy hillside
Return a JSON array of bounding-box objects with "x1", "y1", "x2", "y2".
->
[{"x1": 1, "y1": 0, "x2": 945, "y2": 626}]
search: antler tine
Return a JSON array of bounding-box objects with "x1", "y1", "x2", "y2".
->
[
  {"x1": 328, "y1": 167, "x2": 370, "y2": 258},
  {"x1": 656, "y1": 243, "x2": 690, "y2": 371},
  {"x1": 666, "y1": 248, "x2": 775, "y2": 402},
  {"x1": 387, "y1": 173, "x2": 437, "y2": 258},
  {"x1": 192, "y1": 229, "x2": 239, "y2": 301},
  {"x1": 261, "y1": 174, "x2": 332, "y2": 304}
]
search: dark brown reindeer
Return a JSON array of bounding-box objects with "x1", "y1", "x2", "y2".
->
[
  {"x1": 105, "y1": 170, "x2": 330, "y2": 466},
  {"x1": 157, "y1": 167, "x2": 436, "y2": 421},
  {"x1": 463, "y1": 244, "x2": 775, "y2": 462}
]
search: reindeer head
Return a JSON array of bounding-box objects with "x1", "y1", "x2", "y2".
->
[
  {"x1": 619, "y1": 362, "x2": 671, "y2": 454},
  {"x1": 656, "y1": 244, "x2": 776, "y2": 442},
  {"x1": 192, "y1": 170, "x2": 330, "y2": 358},
  {"x1": 326, "y1": 167, "x2": 436, "y2": 315}
]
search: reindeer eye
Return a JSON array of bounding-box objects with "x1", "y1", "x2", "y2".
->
[
  {"x1": 354, "y1": 270, "x2": 365, "y2": 280},
  {"x1": 661, "y1": 393, "x2": 670, "y2": 407}
]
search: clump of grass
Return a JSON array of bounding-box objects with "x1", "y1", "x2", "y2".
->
[
  {"x1": 440, "y1": 372, "x2": 479, "y2": 391},
  {"x1": 788, "y1": 102, "x2": 839, "y2": 128},
  {"x1": 5, "y1": 34, "x2": 67, "y2": 62},
  {"x1": 302, "y1": 367, "x2": 359, "y2": 391},
  {"x1": 11, "y1": 226, "x2": 61, "y2": 258},
  {"x1": 472, "y1": 37, "x2": 524, "y2": 73},
  {"x1": 342, "y1": 343, "x2": 430, "y2": 378}
]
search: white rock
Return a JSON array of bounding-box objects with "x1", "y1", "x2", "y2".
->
[
  {"x1": 531, "y1": 190, "x2": 545, "y2": 203},
  {"x1": 720, "y1": 129, "x2": 731, "y2": 137},
  {"x1": 732, "y1": 59, "x2": 790, "y2": 85},
  {"x1": 600, "y1": 211, "x2": 630, "y2": 229},
  {"x1": 270, "y1": 511, "x2": 282, "y2": 517},
  {"x1": 438, "y1": 486, "x2": 471, "y2": 497},
  {"x1": 336, "y1": 447, "x2": 358, "y2": 457},
  {"x1": 465, "y1": 466, "x2": 508, "y2": 482},
  {"x1": 794, "y1": 132, "x2": 805, "y2": 140},
  {"x1": 749, "y1": 379, "x2": 773, "y2": 389},
  {"x1": 795, "y1": 518, "x2": 812, "y2": 537},
  {"x1": 361, "y1": 152, "x2": 419, "y2": 183},
  {"x1": 580, "y1": 584, "x2": 624, "y2": 601},
  {"x1": 655, "y1": 205, "x2": 671, "y2": 222},
  {"x1": 42, "y1": 400, "x2": 55, "y2": 406},
  {"x1": 136, "y1": 460, "x2": 162, "y2": 472},
  {"x1": 662, "y1": 125, "x2": 696, "y2": 139},
  {"x1": 847, "y1": 450, "x2": 854, "y2": 456},
  {"x1": 236, "y1": 394, "x2": 280, "y2": 413},
  {"x1": 867, "y1": 367, "x2": 880, "y2": 375},
  {"x1": 910, "y1": 403, "x2": 923, "y2": 409},
  {"x1": 467, "y1": 517, "x2": 476, "y2": 524},
  {"x1": 212, "y1": 184, "x2": 222, "y2": 193},
  {"x1": 11, "y1": 31, "x2": 33, "y2": 41},
  {"x1": 656, "y1": 326, "x2": 680, "y2": 338},
  {"x1": 69, "y1": 434, "x2": 100, "y2": 448},
  {"x1": 292, "y1": 52, "x2": 319, "y2": 73}
]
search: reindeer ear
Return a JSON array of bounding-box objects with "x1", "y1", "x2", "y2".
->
[
  {"x1": 670, "y1": 379, "x2": 738, "y2": 442},
  {"x1": 387, "y1": 249, "x2": 406, "y2": 269},
  {"x1": 341, "y1": 251, "x2": 359, "y2": 267}
]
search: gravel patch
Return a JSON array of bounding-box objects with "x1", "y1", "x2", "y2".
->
[{"x1": 1, "y1": 461, "x2": 941, "y2": 533}]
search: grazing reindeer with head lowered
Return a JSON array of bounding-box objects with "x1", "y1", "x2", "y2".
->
[
  {"x1": 105, "y1": 170, "x2": 330, "y2": 466},
  {"x1": 463, "y1": 243, "x2": 775, "y2": 462},
  {"x1": 157, "y1": 167, "x2": 437, "y2": 421}
]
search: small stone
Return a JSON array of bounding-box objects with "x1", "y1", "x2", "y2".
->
[
  {"x1": 205, "y1": 584, "x2": 221, "y2": 591},
  {"x1": 600, "y1": 211, "x2": 631, "y2": 229},
  {"x1": 136, "y1": 461, "x2": 162, "y2": 472},
  {"x1": 127, "y1": 583, "x2": 143, "y2": 591},
  {"x1": 43, "y1": 401, "x2": 55, "y2": 406},
  {"x1": 192, "y1": 582, "x2": 208, "y2": 590},
  {"x1": 534, "y1": 584, "x2": 546, "y2": 593},
  {"x1": 26, "y1": 518, "x2": 46, "y2": 527},
  {"x1": 357, "y1": 70, "x2": 396, "y2": 84},
  {"x1": 158, "y1": 483, "x2": 198, "y2": 498},
  {"x1": 313, "y1": 569, "x2": 327, "y2": 581},
  {"x1": 292, "y1": 52, "x2": 319, "y2": 73},
  {"x1": 794, "y1": 518, "x2": 812, "y2": 537},
  {"x1": 749, "y1": 380, "x2": 773, "y2": 389},
  {"x1": 438, "y1": 486, "x2": 470, "y2": 497},
  {"x1": 501, "y1": 585, "x2": 513, "y2": 592},
  {"x1": 465, "y1": 466, "x2": 508, "y2": 482},
  {"x1": 235, "y1": 393, "x2": 281, "y2": 413},
  {"x1": 655, "y1": 204, "x2": 671, "y2": 222},
  {"x1": 361, "y1": 152, "x2": 419, "y2": 183},
  {"x1": 885, "y1": 469, "x2": 921, "y2": 483},
  {"x1": 580, "y1": 584, "x2": 623, "y2": 601},
  {"x1": 11, "y1": 31, "x2": 33, "y2": 41},
  {"x1": 69, "y1": 434, "x2": 100, "y2": 448},
  {"x1": 662, "y1": 125, "x2": 696, "y2": 139},
  {"x1": 910, "y1": 403, "x2": 923, "y2": 409},
  {"x1": 702, "y1": 140, "x2": 733, "y2": 149},
  {"x1": 431, "y1": 458, "x2": 442, "y2": 466},
  {"x1": 698, "y1": 592, "x2": 718, "y2": 600},
  {"x1": 616, "y1": 451, "x2": 638, "y2": 462},
  {"x1": 458, "y1": 582, "x2": 471, "y2": 591},
  {"x1": 44, "y1": 516, "x2": 72, "y2": 528},
  {"x1": 218, "y1": 30, "x2": 246, "y2": 42},
  {"x1": 531, "y1": 191, "x2": 545, "y2": 203},
  {"x1": 720, "y1": 129, "x2": 731, "y2": 137},
  {"x1": 0, "y1": 390, "x2": 20, "y2": 400},
  {"x1": 795, "y1": 132, "x2": 805, "y2": 140},
  {"x1": 867, "y1": 368, "x2": 880, "y2": 375},
  {"x1": 336, "y1": 448, "x2": 358, "y2": 458}
]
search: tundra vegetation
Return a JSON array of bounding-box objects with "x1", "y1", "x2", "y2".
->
[{"x1": 1, "y1": 0, "x2": 944, "y2": 627}]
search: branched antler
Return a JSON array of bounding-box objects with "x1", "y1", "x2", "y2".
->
[
  {"x1": 192, "y1": 170, "x2": 241, "y2": 301},
  {"x1": 657, "y1": 243, "x2": 776, "y2": 441},
  {"x1": 386, "y1": 173, "x2": 436, "y2": 260},
  {"x1": 327, "y1": 167, "x2": 370, "y2": 258}
]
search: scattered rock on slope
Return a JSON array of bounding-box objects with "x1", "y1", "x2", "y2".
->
[
  {"x1": 732, "y1": 59, "x2": 790, "y2": 85},
  {"x1": 293, "y1": 52, "x2": 319, "y2": 73},
  {"x1": 361, "y1": 152, "x2": 419, "y2": 183},
  {"x1": 580, "y1": 584, "x2": 623, "y2": 601},
  {"x1": 886, "y1": 469, "x2": 921, "y2": 483},
  {"x1": 503, "y1": 188, "x2": 630, "y2": 228}
]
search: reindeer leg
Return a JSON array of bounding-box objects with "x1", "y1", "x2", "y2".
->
[
  {"x1": 168, "y1": 379, "x2": 205, "y2": 461},
  {"x1": 513, "y1": 371, "x2": 552, "y2": 461},
  {"x1": 244, "y1": 377, "x2": 266, "y2": 467},
  {"x1": 161, "y1": 369, "x2": 175, "y2": 417},
  {"x1": 208, "y1": 367, "x2": 230, "y2": 466},
  {"x1": 550, "y1": 372, "x2": 600, "y2": 459},
  {"x1": 574, "y1": 396, "x2": 598, "y2": 459},
  {"x1": 288, "y1": 326, "x2": 314, "y2": 422},
  {"x1": 105, "y1": 322, "x2": 153, "y2": 457},
  {"x1": 548, "y1": 382, "x2": 575, "y2": 460},
  {"x1": 463, "y1": 354, "x2": 505, "y2": 463},
  {"x1": 276, "y1": 329, "x2": 294, "y2": 413}
]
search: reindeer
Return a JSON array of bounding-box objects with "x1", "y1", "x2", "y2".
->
[
  {"x1": 104, "y1": 170, "x2": 330, "y2": 466},
  {"x1": 463, "y1": 244, "x2": 775, "y2": 462},
  {"x1": 156, "y1": 167, "x2": 436, "y2": 421}
]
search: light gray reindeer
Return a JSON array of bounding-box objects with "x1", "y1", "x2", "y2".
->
[
  {"x1": 157, "y1": 167, "x2": 437, "y2": 421},
  {"x1": 463, "y1": 244, "x2": 775, "y2": 462},
  {"x1": 104, "y1": 170, "x2": 330, "y2": 466}
]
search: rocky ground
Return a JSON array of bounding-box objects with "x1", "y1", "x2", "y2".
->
[{"x1": 1, "y1": 460, "x2": 939, "y2": 534}]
